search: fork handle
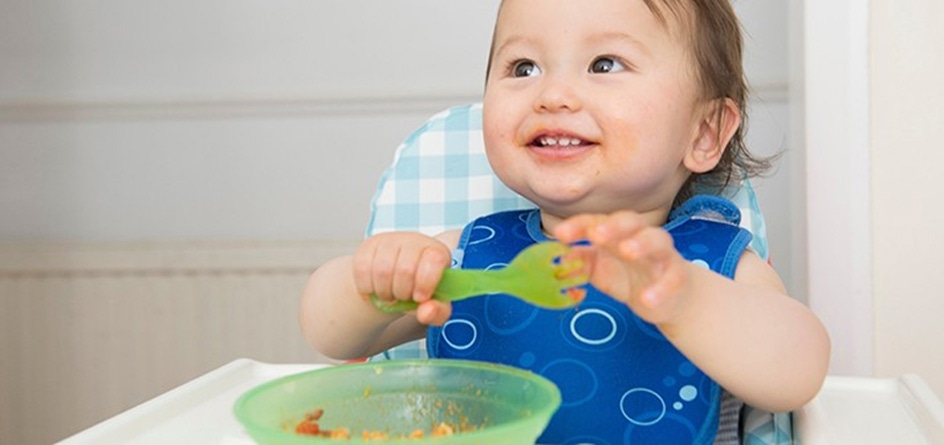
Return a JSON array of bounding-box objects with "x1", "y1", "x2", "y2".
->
[
  {"x1": 368, "y1": 268, "x2": 508, "y2": 313},
  {"x1": 433, "y1": 267, "x2": 510, "y2": 301}
]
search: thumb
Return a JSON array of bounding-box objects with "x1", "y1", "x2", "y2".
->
[{"x1": 415, "y1": 300, "x2": 453, "y2": 326}]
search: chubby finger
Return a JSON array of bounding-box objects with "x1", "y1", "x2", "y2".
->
[
  {"x1": 642, "y1": 264, "x2": 683, "y2": 305},
  {"x1": 352, "y1": 241, "x2": 380, "y2": 297},
  {"x1": 415, "y1": 300, "x2": 452, "y2": 326},
  {"x1": 369, "y1": 242, "x2": 401, "y2": 301},
  {"x1": 617, "y1": 226, "x2": 675, "y2": 263},
  {"x1": 587, "y1": 211, "x2": 648, "y2": 247},
  {"x1": 390, "y1": 246, "x2": 422, "y2": 302},
  {"x1": 635, "y1": 263, "x2": 687, "y2": 324},
  {"x1": 555, "y1": 212, "x2": 650, "y2": 248},
  {"x1": 412, "y1": 246, "x2": 451, "y2": 302},
  {"x1": 553, "y1": 214, "x2": 608, "y2": 244}
]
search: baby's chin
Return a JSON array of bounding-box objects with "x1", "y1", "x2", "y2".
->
[
  {"x1": 532, "y1": 191, "x2": 669, "y2": 220},
  {"x1": 529, "y1": 195, "x2": 612, "y2": 219}
]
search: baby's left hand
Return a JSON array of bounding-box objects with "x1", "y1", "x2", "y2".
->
[{"x1": 554, "y1": 212, "x2": 692, "y2": 325}]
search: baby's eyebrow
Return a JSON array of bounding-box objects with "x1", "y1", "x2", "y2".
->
[
  {"x1": 589, "y1": 31, "x2": 653, "y2": 57},
  {"x1": 490, "y1": 31, "x2": 653, "y2": 62},
  {"x1": 491, "y1": 35, "x2": 534, "y2": 59}
]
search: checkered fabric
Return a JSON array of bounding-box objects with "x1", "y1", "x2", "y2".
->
[
  {"x1": 367, "y1": 104, "x2": 535, "y2": 238},
  {"x1": 363, "y1": 103, "x2": 790, "y2": 444},
  {"x1": 743, "y1": 406, "x2": 794, "y2": 445}
]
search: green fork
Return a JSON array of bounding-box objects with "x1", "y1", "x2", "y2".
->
[{"x1": 368, "y1": 241, "x2": 590, "y2": 314}]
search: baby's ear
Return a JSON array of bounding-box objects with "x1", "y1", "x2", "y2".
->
[{"x1": 684, "y1": 98, "x2": 741, "y2": 173}]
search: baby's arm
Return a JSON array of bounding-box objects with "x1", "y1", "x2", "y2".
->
[
  {"x1": 299, "y1": 230, "x2": 460, "y2": 360},
  {"x1": 555, "y1": 212, "x2": 830, "y2": 412}
]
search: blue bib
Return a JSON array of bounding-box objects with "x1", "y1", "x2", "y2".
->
[{"x1": 427, "y1": 195, "x2": 752, "y2": 444}]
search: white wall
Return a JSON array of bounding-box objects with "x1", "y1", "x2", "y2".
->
[
  {"x1": 0, "y1": 0, "x2": 502, "y2": 242},
  {"x1": 870, "y1": 0, "x2": 944, "y2": 398}
]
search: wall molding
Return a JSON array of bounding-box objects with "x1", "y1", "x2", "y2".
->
[
  {"x1": 0, "y1": 84, "x2": 788, "y2": 122},
  {"x1": 0, "y1": 93, "x2": 484, "y2": 122},
  {"x1": 0, "y1": 240, "x2": 359, "y2": 276}
]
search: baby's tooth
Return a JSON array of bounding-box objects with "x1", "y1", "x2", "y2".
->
[{"x1": 538, "y1": 136, "x2": 584, "y2": 147}]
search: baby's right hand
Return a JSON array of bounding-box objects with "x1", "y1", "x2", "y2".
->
[{"x1": 351, "y1": 232, "x2": 453, "y2": 325}]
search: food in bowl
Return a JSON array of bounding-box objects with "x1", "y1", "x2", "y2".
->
[
  {"x1": 233, "y1": 359, "x2": 561, "y2": 444},
  {"x1": 292, "y1": 408, "x2": 459, "y2": 440}
]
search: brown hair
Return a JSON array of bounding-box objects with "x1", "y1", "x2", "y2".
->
[{"x1": 642, "y1": 0, "x2": 775, "y2": 205}]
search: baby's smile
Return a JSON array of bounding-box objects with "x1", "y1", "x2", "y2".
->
[{"x1": 534, "y1": 135, "x2": 588, "y2": 147}]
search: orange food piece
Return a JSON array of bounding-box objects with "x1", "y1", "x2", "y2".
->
[
  {"x1": 294, "y1": 419, "x2": 320, "y2": 435},
  {"x1": 566, "y1": 287, "x2": 587, "y2": 302},
  {"x1": 293, "y1": 409, "x2": 350, "y2": 438}
]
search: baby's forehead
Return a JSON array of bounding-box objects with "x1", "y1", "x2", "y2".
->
[
  {"x1": 494, "y1": 1, "x2": 698, "y2": 67},
  {"x1": 495, "y1": 0, "x2": 694, "y2": 41}
]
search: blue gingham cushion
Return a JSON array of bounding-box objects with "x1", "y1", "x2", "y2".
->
[
  {"x1": 367, "y1": 104, "x2": 534, "y2": 238},
  {"x1": 363, "y1": 103, "x2": 788, "y2": 444}
]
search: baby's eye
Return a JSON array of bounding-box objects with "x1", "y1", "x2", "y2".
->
[
  {"x1": 589, "y1": 56, "x2": 626, "y2": 74},
  {"x1": 512, "y1": 60, "x2": 542, "y2": 77}
]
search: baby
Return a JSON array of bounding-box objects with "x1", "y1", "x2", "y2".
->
[{"x1": 301, "y1": 0, "x2": 830, "y2": 443}]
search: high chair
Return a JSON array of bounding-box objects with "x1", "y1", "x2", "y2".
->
[{"x1": 364, "y1": 103, "x2": 790, "y2": 444}]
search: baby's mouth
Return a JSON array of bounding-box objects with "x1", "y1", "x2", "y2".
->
[
  {"x1": 532, "y1": 136, "x2": 588, "y2": 147},
  {"x1": 532, "y1": 135, "x2": 593, "y2": 148}
]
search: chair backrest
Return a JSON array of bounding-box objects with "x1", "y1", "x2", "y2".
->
[{"x1": 367, "y1": 103, "x2": 769, "y2": 261}]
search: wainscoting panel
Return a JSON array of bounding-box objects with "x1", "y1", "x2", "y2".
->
[{"x1": 0, "y1": 241, "x2": 355, "y2": 445}]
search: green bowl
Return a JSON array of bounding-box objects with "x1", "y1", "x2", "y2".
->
[{"x1": 233, "y1": 359, "x2": 561, "y2": 444}]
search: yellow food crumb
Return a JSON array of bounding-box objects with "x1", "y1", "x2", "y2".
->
[
  {"x1": 430, "y1": 422, "x2": 454, "y2": 437},
  {"x1": 329, "y1": 428, "x2": 351, "y2": 439},
  {"x1": 362, "y1": 431, "x2": 389, "y2": 440}
]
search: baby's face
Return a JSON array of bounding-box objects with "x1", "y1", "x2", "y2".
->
[{"x1": 483, "y1": 0, "x2": 706, "y2": 223}]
